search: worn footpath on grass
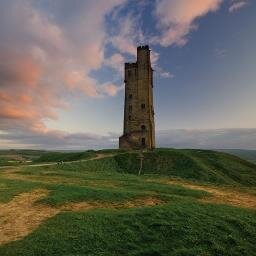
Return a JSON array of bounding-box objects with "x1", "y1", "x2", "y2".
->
[
  {"x1": 163, "y1": 179, "x2": 256, "y2": 209},
  {"x1": 3, "y1": 166, "x2": 256, "y2": 210},
  {"x1": 0, "y1": 188, "x2": 162, "y2": 245}
]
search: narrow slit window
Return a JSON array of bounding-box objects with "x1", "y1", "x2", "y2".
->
[
  {"x1": 141, "y1": 103, "x2": 145, "y2": 109},
  {"x1": 141, "y1": 138, "x2": 146, "y2": 147},
  {"x1": 129, "y1": 105, "x2": 132, "y2": 112},
  {"x1": 141, "y1": 125, "x2": 146, "y2": 131},
  {"x1": 128, "y1": 94, "x2": 132, "y2": 99}
]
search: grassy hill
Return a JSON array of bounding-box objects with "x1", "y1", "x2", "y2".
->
[
  {"x1": 112, "y1": 149, "x2": 256, "y2": 186},
  {"x1": 218, "y1": 149, "x2": 256, "y2": 164},
  {"x1": 2, "y1": 148, "x2": 256, "y2": 186},
  {"x1": 0, "y1": 148, "x2": 255, "y2": 255},
  {"x1": 33, "y1": 150, "x2": 97, "y2": 163}
]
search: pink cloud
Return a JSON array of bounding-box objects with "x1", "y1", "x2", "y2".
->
[
  {"x1": 0, "y1": 51, "x2": 42, "y2": 87},
  {"x1": 0, "y1": 0, "x2": 125, "y2": 137},
  {"x1": 104, "y1": 53, "x2": 125, "y2": 73},
  {"x1": 154, "y1": 0, "x2": 223, "y2": 47},
  {"x1": 102, "y1": 83, "x2": 123, "y2": 96},
  {"x1": 110, "y1": 13, "x2": 143, "y2": 56}
]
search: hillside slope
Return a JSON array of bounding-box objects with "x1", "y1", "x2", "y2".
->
[
  {"x1": 218, "y1": 149, "x2": 256, "y2": 164},
  {"x1": 0, "y1": 148, "x2": 255, "y2": 255},
  {"x1": 112, "y1": 149, "x2": 256, "y2": 186}
]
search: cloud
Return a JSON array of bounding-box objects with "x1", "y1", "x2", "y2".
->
[
  {"x1": 159, "y1": 71, "x2": 175, "y2": 79},
  {"x1": 101, "y1": 83, "x2": 124, "y2": 96},
  {"x1": 157, "y1": 129, "x2": 256, "y2": 150},
  {"x1": 0, "y1": 129, "x2": 117, "y2": 150},
  {"x1": 1, "y1": 128, "x2": 255, "y2": 150},
  {"x1": 153, "y1": 0, "x2": 223, "y2": 47},
  {"x1": 229, "y1": 1, "x2": 248, "y2": 13},
  {"x1": 0, "y1": 0, "x2": 125, "y2": 135},
  {"x1": 109, "y1": 12, "x2": 145, "y2": 57},
  {"x1": 214, "y1": 48, "x2": 227, "y2": 58},
  {"x1": 104, "y1": 53, "x2": 125, "y2": 73}
]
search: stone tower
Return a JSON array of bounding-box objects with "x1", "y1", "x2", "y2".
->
[{"x1": 119, "y1": 45, "x2": 155, "y2": 150}]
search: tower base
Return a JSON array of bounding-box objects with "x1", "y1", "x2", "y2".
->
[{"x1": 119, "y1": 132, "x2": 154, "y2": 150}]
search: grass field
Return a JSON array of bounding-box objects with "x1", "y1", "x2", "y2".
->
[{"x1": 0, "y1": 149, "x2": 255, "y2": 255}]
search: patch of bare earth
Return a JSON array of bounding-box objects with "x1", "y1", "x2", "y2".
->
[
  {"x1": 62, "y1": 197, "x2": 162, "y2": 211},
  {"x1": 0, "y1": 189, "x2": 162, "y2": 245},
  {"x1": 166, "y1": 180, "x2": 256, "y2": 209},
  {"x1": 0, "y1": 189, "x2": 59, "y2": 245}
]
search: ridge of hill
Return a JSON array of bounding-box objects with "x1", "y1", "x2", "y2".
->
[{"x1": 112, "y1": 149, "x2": 256, "y2": 186}]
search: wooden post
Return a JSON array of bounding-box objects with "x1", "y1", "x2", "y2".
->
[{"x1": 138, "y1": 150, "x2": 144, "y2": 176}]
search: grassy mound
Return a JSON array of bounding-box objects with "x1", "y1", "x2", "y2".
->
[
  {"x1": 16, "y1": 148, "x2": 256, "y2": 186},
  {"x1": 113, "y1": 149, "x2": 256, "y2": 186},
  {"x1": 33, "y1": 150, "x2": 96, "y2": 163}
]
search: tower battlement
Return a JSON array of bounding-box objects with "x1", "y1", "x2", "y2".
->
[
  {"x1": 119, "y1": 45, "x2": 155, "y2": 150},
  {"x1": 137, "y1": 45, "x2": 149, "y2": 50}
]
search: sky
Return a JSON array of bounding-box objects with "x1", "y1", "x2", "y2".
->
[{"x1": 0, "y1": 0, "x2": 255, "y2": 150}]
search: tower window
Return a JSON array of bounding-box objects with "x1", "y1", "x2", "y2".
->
[
  {"x1": 141, "y1": 125, "x2": 146, "y2": 131},
  {"x1": 128, "y1": 115, "x2": 131, "y2": 120},
  {"x1": 128, "y1": 94, "x2": 132, "y2": 99},
  {"x1": 129, "y1": 105, "x2": 132, "y2": 112},
  {"x1": 141, "y1": 138, "x2": 146, "y2": 147},
  {"x1": 141, "y1": 103, "x2": 145, "y2": 109},
  {"x1": 128, "y1": 70, "x2": 132, "y2": 77}
]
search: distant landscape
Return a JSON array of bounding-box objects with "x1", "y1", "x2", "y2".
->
[{"x1": 1, "y1": 148, "x2": 256, "y2": 166}]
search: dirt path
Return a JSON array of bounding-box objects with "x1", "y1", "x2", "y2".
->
[
  {"x1": 0, "y1": 153, "x2": 115, "y2": 169},
  {"x1": 27, "y1": 153, "x2": 114, "y2": 167},
  {"x1": 165, "y1": 180, "x2": 256, "y2": 209},
  {"x1": 0, "y1": 189, "x2": 162, "y2": 245}
]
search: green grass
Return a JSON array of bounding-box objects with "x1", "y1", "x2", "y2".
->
[
  {"x1": 0, "y1": 148, "x2": 256, "y2": 255},
  {"x1": 0, "y1": 202, "x2": 255, "y2": 256},
  {"x1": 2, "y1": 160, "x2": 208, "y2": 206},
  {"x1": 0, "y1": 177, "x2": 42, "y2": 203},
  {"x1": 113, "y1": 149, "x2": 256, "y2": 186},
  {"x1": 33, "y1": 150, "x2": 97, "y2": 163}
]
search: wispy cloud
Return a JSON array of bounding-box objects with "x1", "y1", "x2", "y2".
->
[
  {"x1": 214, "y1": 48, "x2": 227, "y2": 58},
  {"x1": 108, "y1": 12, "x2": 143, "y2": 57},
  {"x1": 229, "y1": 1, "x2": 248, "y2": 13},
  {"x1": 1, "y1": 128, "x2": 255, "y2": 150},
  {"x1": 153, "y1": 0, "x2": 223, "y2": 47},
  {"x1": 157, "y1": 128, "x2": 256, "y2": 150},
  {"x1": 160, "y1": 71, "x2": 174, "y2": 79},
  {"x1": 0, "y1": 129, "x2": 117, "y2": 150}
]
